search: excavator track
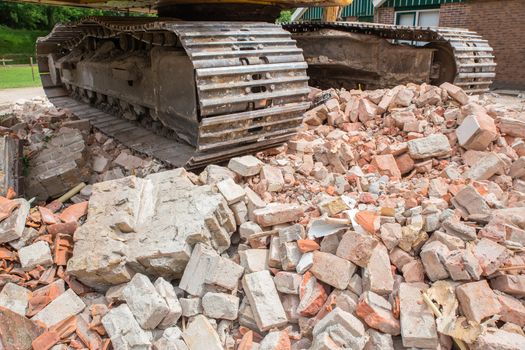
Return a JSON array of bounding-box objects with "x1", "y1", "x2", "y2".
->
[
  {"x1": 36, "y1": 17, "x2": 310, "y2": 169},
  {"x1": 284, "y1": 21, "x2": 496, "y2": 94}
]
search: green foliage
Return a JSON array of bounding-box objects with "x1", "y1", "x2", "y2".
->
[
  {"x1": 276, "y1": 10, "x2": 292, "y2": 23},
  {"x1": 0, "y1": 2, "x2": 147, "y2": 59},
  {"x1": 0, "y1": 65, "x2": 42, "y2": 89},
  {"x1": 0, "y1": 2, "x2": 132, "y2": 31},
  {"x1": 0, "y1": 25, "x2": 46, "y2": 56}
]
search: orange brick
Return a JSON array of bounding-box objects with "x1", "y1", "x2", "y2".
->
[
  {"x1": 297, "y1": 239, "x2": 320, "y2": 253},
  {"x1": 32, "y1": 331, "x2": 60, "y2": 350},
  {"x1": 59, "y1": 202, "x2": 88, "y2": 223},
  {"x1": 355, "y1": 211, "x2": 380, "y2": 234}
]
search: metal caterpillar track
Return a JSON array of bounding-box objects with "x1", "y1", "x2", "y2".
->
[
  {"x1": 36, "y1": 17, "x2": 310, "y2": 169},
  {"x1": 284, "y1": 21, "x2": 496, "y2": 94},
  {"x1": 36, "y1": 18, "x2": 496, "y2": 167}
]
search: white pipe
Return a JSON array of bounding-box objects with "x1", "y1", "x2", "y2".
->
[{"x1": 291, "y1": 7, "x2": 308, "y2": 21}]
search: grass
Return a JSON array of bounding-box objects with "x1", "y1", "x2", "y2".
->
[
  {"x1": 0, "y1": 25, "x2": 44, "y2": 88},
  {"x1": 0, "y1": 65, "x2": 42, "y2": 89}
]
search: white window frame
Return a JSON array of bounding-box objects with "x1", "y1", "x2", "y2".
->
[{"x1": 395, "y1": 8, "x2": 440, "y2": 27}]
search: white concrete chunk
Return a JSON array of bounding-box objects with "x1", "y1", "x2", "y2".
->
[
  {"x1": 202, "y1": 292, "x2": 239, "y2": 320},
  {"x1": 0, "y1": 199, "x2": 30, "y2": 244},
  {"x1": 180, "y1": 298, "x2": 202, "y2": 317},
  {"x1": 18, "y1": 240, "x2": 53, "y2": 270},
  {"x1": 0, "y1": 282, "x2": 31, "y2": 316},
  {"x1": 228, "y1": 155, "x2": 263, "y2": 177},
  {"x1": 216, "y1": 178, "x2": 246, "y2": 204},
  {"x1": 102, "y1": 304, "x2": 152, "y2": 350},
  {"x1": 182, "y1": 314, "x2": 222, "y2": 350},
  {"x1": 407, "y1": 134, "x2": 451, "y2": 159},
  {"x1": 399, "y1": 283, "x2": 438, "y2": 348},
  {"x1": 154, "y1": 277, "x2": 182, "y2": 329},
  {"x1": 122, "y1": 273, "x2": 169, "y2": 330},
  {"x1": 32, "y1": 288, "x2": 86, "y2": 327},
  {"x1": 240, "y1": 249, "x2": 268, "y2": 273},
  {"x1": 242, "y1": 270, "x2": 288, "y2": 331}
]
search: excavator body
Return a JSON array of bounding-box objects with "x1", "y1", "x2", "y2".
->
[{"x1": 10, "y1": 0, "x2": 496, "y2": 168}]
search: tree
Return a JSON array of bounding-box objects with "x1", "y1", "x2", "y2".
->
[
  {"x1": 0, "y1": 2, "x2": 128, "y2": 30},
  {"x1": 276, "y1": 10, "x2": 292, "y2": 23}
]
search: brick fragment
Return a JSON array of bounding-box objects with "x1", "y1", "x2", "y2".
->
[
  {"x1": 354, "y1": 211, "x2": 380, "y2": 234},
  {"x1": 442, "y1": 218, "x2": 477, "y2": 241},
  {"x1": 490, "y1": 275, "x2": 525, "y2": 297},
  {"x1": 440, "y1": 82, "x2": 469, "y2": 105},
  {"x1": 312, "y1": 307, "x2": 368, "y2": 348},
  {"x1": 253, "y1": 203, "x2": 304, "y2": 227},
  {"x1": 310, "y1": 251, "x2": 356, "y2": 289},
  {"x1": 499, "y1": 116, "x2": 525, "y2": 137},
  {"x1": 363, "y1": 244, "x2": 394, "y2": 295},
  {"x1": 395, "y1": 153, "x2": 415, "y2": 175},
  {"x1": 420, "y1": 241, "x2": 450, "y2": 281},
  {"x1": 456, "y1": 280, "x2": 501, "y2": 323},
  {"x1": 242, "y1": 270, "x2": 288, "y2": 331},
  {"x1": 297, "y1": 272, "x2": 327, "y2": 317},
  {"x1": 259, "y1": 331, "x2": 291, "y2": 350},
  {"x1": 496, "y1": 292, "x2": 525, "y2": 327},
  {"x1": 122, "y1": 273, "x2": 169, "y2": 329},
  {"x1": 456, "y1": 113, "x2": 497, "y2": 151},
  {"x1": 180, "y1": 243, "x2": 244, "y2": 296},
  {"x1": 0, "y1": 282, "x2": 31, "y2": 316},
  {"x1": 509, "y1": 156, "x2": 525, "y2": 179},
  {"x1": 464, "y1": 153, "x2": 506, "y2": 180},
  {"x1": 401, "y1": 259, "x2": 425, "y2": 282},
  {"x1": 32, "y1": 289, "x2": 85, "y2": 328},
  {"x1": 472, "y1": 329, "x2": 525, "y2": 350},
  {"x1": 274, "y1": 271, "x2": 301, "y2": 294},
  {"x1": 278, "y1": 224, "x2": 305, "y2": 243},
  {"x1": 0, "y1": 306, "x2": 44, "y2": 350},
  {"x1": 399, "y1": 283, "x2": 438, "y2": 348},
  {"x1": 202, "y1": 292, "x2": 239, "y2": 320},
  {"x1": 474, "y1": 238, "x2": 509, "y2": 275},
  {"x1": 379, "y1": 223, "x2": 402, "y2": 251},
  {"x1": 216, "y1": 178, "x2": 245, "y2": 204},
  {"x1": 336, "y1": 230, "x2": 378, "y2": 267},
  {"x1": 154, "y1": 277, "x2": 182, "y2": 329},
  {"x1": 58, "y1": 201, "x2": 88, "y2": 223},
  {"x1": 228, "y1": 155, "x2": 263, "y2": 177},
  {"x1": 407, "y1": 134, "x2": 451, "y2": 159},
  {"x1": 297, "y1": 239, "x2": 320, "y2": 253},
  {"x1": 261, "y1": 165, "x2": 285, "y2": 192},
  {"x1": 0, "y1": 199, "x2": 29, "y2": 244},
  {"x1": 31, "y1": 331, "x2": 60, "y2": 350},
  {"x1": 451, "y1": 185, "x2": 491, "y2": 215},
  {"x1": 371, "y1": 154, "x2": 401, "y2": 179},
  {"x1": 445, "y1": 249, "x2": 481, "y2": 281},
  {"x1": 102, "y1": 304, "x2": 152, "y2": 349},
  {"x1": 180, "y1": 297, "x2": 202, "y2": 317},
  {"x1": 358, "y1": 98, "x2": 379, "y2": 122},
  {"x1": 240, "y1": 249, "x2": 269, "y2": 273},
  {"x1": 364, "y1": 329, "x2": 394, "y2": 350},
  {"x1": 356, "y1": 291, "x2": 400, "y2": 335}
]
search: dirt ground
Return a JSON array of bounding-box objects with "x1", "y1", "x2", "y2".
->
[
  {"x1": 0, "y1": 86, "x2": 45, "y2": 106},
  {"x1": 487, "y1": 92, "x2": 525, "y2": 110}
]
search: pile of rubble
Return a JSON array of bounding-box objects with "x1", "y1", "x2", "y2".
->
[
  {"x1": 0, "y1": 98, "x2": 165, "y2": 201},
  {"x1": 1, "y1": 82, "x2": 525, "y2": 350}
]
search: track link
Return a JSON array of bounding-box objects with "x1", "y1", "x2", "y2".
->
[
  {"x1": 36, "y1": 17, "x2": 310, "y2": 169},
  {"x1": 284, "y1": 21, "x2": 496, "y2": 94}
]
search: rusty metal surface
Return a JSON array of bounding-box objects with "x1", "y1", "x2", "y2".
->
[
  {"x1": 37, "y1": 18, "x2": 310, "y2": 168},
  {"x1": 285, "y1": 21, "x2": 496, "y2": 93}
]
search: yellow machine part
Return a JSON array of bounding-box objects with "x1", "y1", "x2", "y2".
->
[{"x1": 9, "y1": 0, "x2": 351, "y2": 13}]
